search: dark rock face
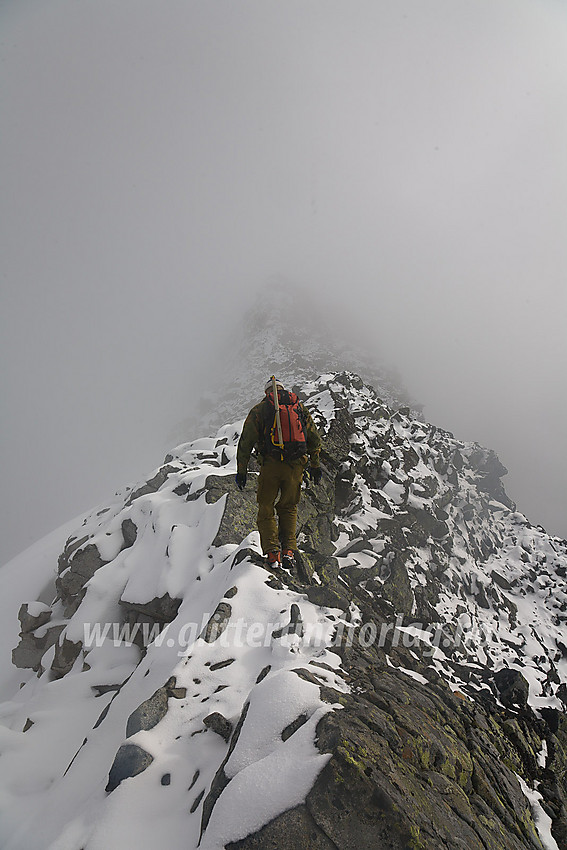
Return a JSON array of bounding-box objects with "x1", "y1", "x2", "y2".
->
[
  {"x1": 494, "y1": 669, "x2": 530, "y2": 709},
  {"x1": 304, "y1": 670, "x2": 541, "y2": 850},
  {"x1": 230, "y1": 661, "x2": 560, "y2": 850},
  {"x1": 206, "y1": 473, "x2": 259, "y2": 547},
  {"x1": 226, "y1": 806, "x2": 337, "y2": 850}
]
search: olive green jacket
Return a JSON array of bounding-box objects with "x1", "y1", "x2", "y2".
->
[{"x1": 236, "y1": 397, "x2": 321, "y2": 474}]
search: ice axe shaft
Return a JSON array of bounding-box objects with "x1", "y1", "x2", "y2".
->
[{"x1": 271, "y1": 375, "x2": 284, "y2": 449}]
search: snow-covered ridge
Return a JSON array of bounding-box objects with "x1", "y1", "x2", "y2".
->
[
  {"x1": 0, "y1": 419, "x2": 348, "y2": 850},
  {"x1": 1, "y1": 371, "x2": 566, "y2": 849}
]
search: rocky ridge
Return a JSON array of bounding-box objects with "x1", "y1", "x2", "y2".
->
[{"x1": 1, "y1": 372, "x2": 566, "y2": 849}]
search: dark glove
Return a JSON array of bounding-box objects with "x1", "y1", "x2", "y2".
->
[
  {"x1": 309, "y1": 467, "x2": 322, "y2": 485},
  {"x1": 235, "y1": 472, "x2": 247, "y2": 491}
]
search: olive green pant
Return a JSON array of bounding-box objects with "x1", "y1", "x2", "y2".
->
[{"x1": 257, "y1": 457, "x2": 305, "y2": 553}]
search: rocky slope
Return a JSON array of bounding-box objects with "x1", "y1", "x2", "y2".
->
[{"x1": 1, "y1": 372, "x2": 566, "y2": 850}]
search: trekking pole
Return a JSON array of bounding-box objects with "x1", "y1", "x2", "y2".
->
[{"x1": 271, "y1": 375, "x2": 284, "y2": 458}]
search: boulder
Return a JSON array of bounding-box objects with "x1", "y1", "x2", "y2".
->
[
  {"x1": 56, "y1": 543, "x2": 107, "y2": 617},
  {"x1": 125, "y1": 465, "x2": 178, "y2": 506},
  {"x1": 201, "y1": 602, "x2": 232, "y2": 643},
  {"x1": 203, "y1": 712, "x2": 233, "y2": 742},
  {"x1": 126, "y1": 676, "x2": 186, "y2": 737},
  {"x1": 106, "y1": 744, "x2": 154, "y2": 793},
  {"x1": 120, "y1": 592, "x2": 182, "y2": 627},
  {"x1": 12, "y1": 624, "x2": 65, "y2": 672},
  {"x1": 51, "y1": 636, "x2": 82, "y2": 679},
  {"x1": 17, "y1": 602, "x2": 52, "y2": 634},
  {"x1": 493, "y1": 668, "x2": 530, "y2": 709},
  {"x1": 206, "y1": 474, "x2": 258, "y2": 547}
]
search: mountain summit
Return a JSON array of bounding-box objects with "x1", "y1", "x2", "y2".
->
[{"x1": 0, "y1": 361, "x2": 566, "y2": 848}]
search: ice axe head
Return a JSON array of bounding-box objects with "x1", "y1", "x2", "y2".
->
[{"x1": 265, "y1": 377, "x2": 283, "y2": 394}]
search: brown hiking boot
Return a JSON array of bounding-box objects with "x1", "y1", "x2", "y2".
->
[{"x1": 266, "y1": 549, "x2": 281, "y2": 566}]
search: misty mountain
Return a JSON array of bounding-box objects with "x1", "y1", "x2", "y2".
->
[
  {"x1": 172, "y1": 279, "x2": 421, "y2": 445},
  {"x1": 0, "y1": 354, "x2": 566, "y2": 847}
]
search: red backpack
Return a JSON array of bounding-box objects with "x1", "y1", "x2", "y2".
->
[{"x1": 263, "y1": 390, "x2": 307, "y2": 461}]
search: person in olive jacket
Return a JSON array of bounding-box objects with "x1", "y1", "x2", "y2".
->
[{"x1": 235, "y1": 378, "x2": 322, "y2": 568}]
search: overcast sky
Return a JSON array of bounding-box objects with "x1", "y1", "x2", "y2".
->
[{"x1": 1, "y1": 0, "x2": 566, "y2": 565}]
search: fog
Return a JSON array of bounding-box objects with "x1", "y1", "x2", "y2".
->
[{"x1": 1, "y1": 0, "x2": 566, "y2": 565}]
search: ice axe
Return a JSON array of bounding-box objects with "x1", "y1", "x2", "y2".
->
[{"x1": 271, "y1": 375, "x2": 284, "y2": 458}]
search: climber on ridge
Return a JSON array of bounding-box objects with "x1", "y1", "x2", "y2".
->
[{"x1": 235, "y1": 377, "x2": 322, "y2": 569}]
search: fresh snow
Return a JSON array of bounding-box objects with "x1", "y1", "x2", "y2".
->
[
  {"x1": 516, "y1": 776, "x2": 560, "y2": 850},
  {"x1": 0, "y1": 417, "x2": 347, "y2": 850}
]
